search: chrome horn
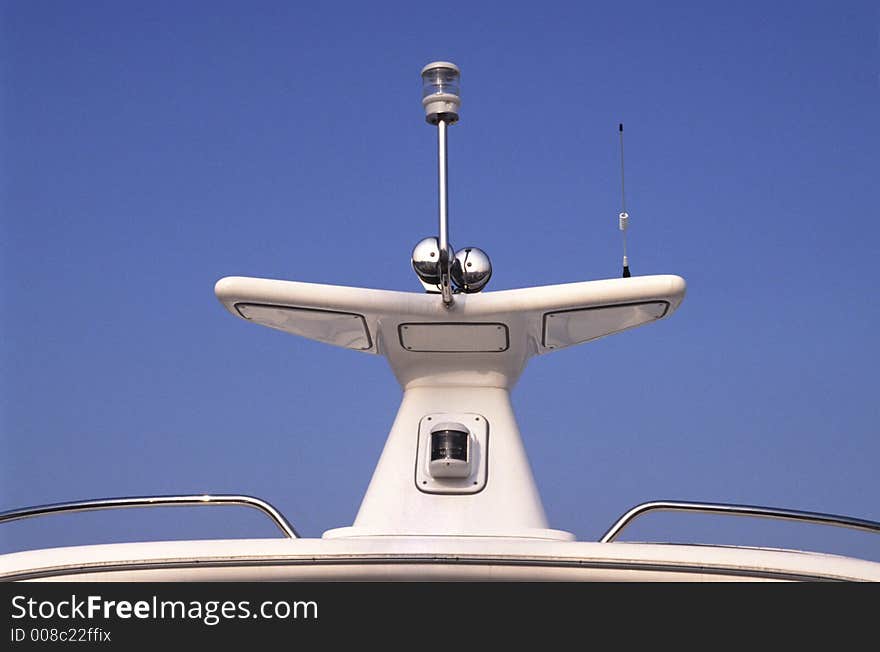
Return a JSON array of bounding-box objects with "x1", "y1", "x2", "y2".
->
[{"x1": 451, "y1": 247, "x2": 492, "y2": 293}]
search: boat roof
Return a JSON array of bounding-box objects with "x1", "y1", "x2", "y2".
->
[{"x1": 4, "y1": 537, "x2": 879, "y2": 582}]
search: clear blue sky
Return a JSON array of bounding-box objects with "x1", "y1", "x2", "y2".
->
[{"x1": 2, "y1": 1, "x2": 878, "y2": 561}]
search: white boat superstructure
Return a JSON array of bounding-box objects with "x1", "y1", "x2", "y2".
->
[
  {"x1": 3, "y1": 493, "x2": 880, "y2": 581},
  {"x1": 5, "y1": 536, "x2": 880, "y2": 582},
  {"x1": 2, "y1": 61, "x2": 878, "y2": 582}
]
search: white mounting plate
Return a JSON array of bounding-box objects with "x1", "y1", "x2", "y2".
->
[
  {"x1": 416, "y1": 412, "x2": 488, "y2": 494},
  {"x1": 400, "y1": 323, "x2": 508, "y2": 352}
]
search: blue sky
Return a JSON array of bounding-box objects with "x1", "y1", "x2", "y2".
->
[{"x1": 2, "y1": 1, "x2": 878, "y2": 561}]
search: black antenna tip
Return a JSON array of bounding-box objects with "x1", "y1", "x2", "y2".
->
[{"x1": 619, "y1": 123, "x2": 623, "y2": 132}]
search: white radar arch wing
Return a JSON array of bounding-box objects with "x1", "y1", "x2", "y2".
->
[{"x1": 214, "y1": 274, "x2": 686, "y2": 389}]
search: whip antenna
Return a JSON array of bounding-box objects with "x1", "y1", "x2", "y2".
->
[{"x1": 618, "y1": 123, "x2": 631, "y2": 278}]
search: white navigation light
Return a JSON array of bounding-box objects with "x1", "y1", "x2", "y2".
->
[
  {"x1": 428, "y1": 422, "x2": 471, "y2": 479},
  {"x1": 421, "y1": 61, "x2": 460, "y2": 124}
]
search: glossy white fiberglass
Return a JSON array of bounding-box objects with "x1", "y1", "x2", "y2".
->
[{"x1": 215, "y1": 274, "x2": 686, "y2": 539}]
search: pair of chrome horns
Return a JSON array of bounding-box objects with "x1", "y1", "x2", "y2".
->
[{"x1": 412, "y1": 237, "x2": 492, "y2": 294}]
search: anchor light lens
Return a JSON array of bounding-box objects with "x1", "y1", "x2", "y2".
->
[
  {"x1": 421, "y1": 61, "x2": 461, "y2": 124},
  {"x1": 430, "y1": 429, "x2": 469, "y2": 462},
  {"x1": 421, "y1": 63, "x2": 460, "y2": 98}
]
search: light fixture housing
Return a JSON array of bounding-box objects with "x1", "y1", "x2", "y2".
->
[
  {"x1": 421, "y1": 61, "x2": 460, "y2": 125},
  {"x1": 428, "y1": 422, "x2": 471, "y2": 479}
]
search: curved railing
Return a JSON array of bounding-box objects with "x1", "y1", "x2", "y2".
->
[
  {"x1": 600, "y1": 499, "x2": 880, "y2": 543},
  {"x1": 0, "y1": 494, "x2": 298, "y2": 538}
]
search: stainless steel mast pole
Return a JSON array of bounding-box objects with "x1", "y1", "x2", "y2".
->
[{"x1": 437, "y1": 118, "x2": 453, "y2": 305}]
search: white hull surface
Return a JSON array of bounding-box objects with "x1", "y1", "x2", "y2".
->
[{"x1": 3, "y1": 538, "x2": 879, "y2": 582}]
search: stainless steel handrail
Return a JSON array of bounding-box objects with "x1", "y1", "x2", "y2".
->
[
  {"x1": 0, "y1": 494, "x2": 299, "y2": 538},
  {"x1": 600, "y1": 500, "x2": 880, "y2": 544}
]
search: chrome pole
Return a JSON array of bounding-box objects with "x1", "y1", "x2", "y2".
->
[{"x1": 437, "y1": 119, "x2": 453, "y2": 305}]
